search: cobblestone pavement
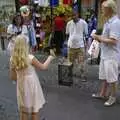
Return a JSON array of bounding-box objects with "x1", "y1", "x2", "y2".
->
[{"x1": 0, "y1": 52, "x2": 120, "y2": 120}]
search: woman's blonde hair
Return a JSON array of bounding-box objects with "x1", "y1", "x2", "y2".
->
[
  {"x1": 11, "y1": 35, "x2": 29, "y2": 70},
  {"x1": 103, "y1": 0, "x2": 117, "y2": 14}
]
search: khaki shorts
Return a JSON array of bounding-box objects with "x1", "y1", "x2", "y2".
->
[
  {"x1": 99, "y1": 59, "x2": 119, "y2": 83},
  {"x1": 68, "y1": 48, "x2": 85, "y2": 63}
]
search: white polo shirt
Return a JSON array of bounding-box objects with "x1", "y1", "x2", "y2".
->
[
  {"x1": 101, "y1": 15, "x2": 120, "y2": 61},
  {"x1": 66, "y1": 19, "x2": 88, "y2": 48}
]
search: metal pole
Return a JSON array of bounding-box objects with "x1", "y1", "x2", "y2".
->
[
  {"x1": 50, "y1": 6, "x2": 53, "y2": 28},
  {"x1": 15, "y1": 0, "x2": 20, "y2": 12},
  {"x1": 95, "y1": 0, "x2": 99, "y2": 18},
  {"x1": 77, "y1": 0, "x2": 82, "y2": 15},
  {"x1": 1, "y1": 36, "x2": 5, "y2": 51}
]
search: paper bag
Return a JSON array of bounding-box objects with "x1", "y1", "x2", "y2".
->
[{"x1": 88, "y1": 40, "x2": 100, "y2": 58}]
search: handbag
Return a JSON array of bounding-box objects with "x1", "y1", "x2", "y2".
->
[{"x1": 10, "y1": 65, "x2": 17, "y2": 81}]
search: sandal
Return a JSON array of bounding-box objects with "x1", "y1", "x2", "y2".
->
[{"x1": 92, "y1": 93, "x2": 107, "y2": 100}]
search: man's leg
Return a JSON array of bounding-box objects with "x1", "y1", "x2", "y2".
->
[
  {"x1": 77, "y1": 48, "x2": 87, "y2": 81},
  {"x1": 54, "y1": 31, "x2": 61, "y2": 55},
  {"x1": 68, "y1": 48, "x2": 78, "y2": 80},
  {"x1": 104, "y1": 60, "x2": 118, "y2": 106},
  {"x1": 92, "y1": 59, "x2": 108, "y2": 98},
  {"x1": 104, "y1": 82, "x2": 117, "y2": 106},
  {"x1": 68, "y1": 48, "x2": 75, "y2": 63},
  {"x1": 99, "y1": 80, "x2": 108, "y2": 97},
  {"x1": 110, "y1": 82, "x2": 117, "y2": 97}
]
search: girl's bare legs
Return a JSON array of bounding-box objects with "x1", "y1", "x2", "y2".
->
[
  {"x1": 20, "y1": 111, "x2": 29, "y2": 120},
  {"x1": 32, "y1": 112, "x2": 39, "y2": 120}
]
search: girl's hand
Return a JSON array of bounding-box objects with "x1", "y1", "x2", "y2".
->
[
  {"x1": 50, "y1": 49, "x2": 56, "y2": 58},
  {"x1": 49, "y1": 55, "x2": 55, "y2": 61}
]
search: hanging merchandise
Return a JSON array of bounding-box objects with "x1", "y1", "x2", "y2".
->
[
  {"x1": 59, "y1": 0, "x2": 63, "y2": 5},
  {"x1": 63, "y1": 0, "x2": 72, "y2": 5},
  {"x1": 73, "y1": 0, "x2": 78, "y2": 12},
  {"x1": 19, "y1": 0, "x2": 28, "y2": 5},
  {"x1": 38, "y1": 0, "x2": 49, "y2": 7},
  {"x1": 50, "y1": 0, "x2": 59, "y2": 7},
  {"x1": 33, "y1": 0, "x2": 39, "y2": 4},
  {"x1": 20, "y1": 5, "x2": 30, "y2": 17}
]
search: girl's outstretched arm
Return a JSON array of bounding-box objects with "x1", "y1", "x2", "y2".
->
[{"x1": 32, "y1": 56, "x2": 54, "y2": 70}]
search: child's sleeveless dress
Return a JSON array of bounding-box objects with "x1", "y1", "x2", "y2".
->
[{"x1": 16, "y1": 54, "x2": 45, "y2": 113}]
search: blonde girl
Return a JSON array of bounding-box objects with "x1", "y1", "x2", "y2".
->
[{"x1": 10, "y1": 35, "x2": 54, "y2": 120}]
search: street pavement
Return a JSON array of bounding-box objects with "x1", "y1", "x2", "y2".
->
[{"x1": 0, "y1": 50, "x2": 120, "y2": 120}]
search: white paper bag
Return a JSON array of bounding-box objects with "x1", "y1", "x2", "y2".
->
[{"x1": 88, "y1": 40, "x2": 100, "y2": 58}]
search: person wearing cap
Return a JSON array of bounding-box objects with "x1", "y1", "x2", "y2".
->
[
  {"x1": 66, "y1": 11, "x2": 88, "y2": 82},
  {"x1": 92, "y1": 0, "x2": 120, "y2": 106},
  {"x1": 20, "y1": 6, "x2": 37, "y2": 52}
]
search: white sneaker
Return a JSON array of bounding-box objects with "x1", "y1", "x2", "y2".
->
[{"x1": 104, "y1": 96, "x2": 116, "y2": 106}]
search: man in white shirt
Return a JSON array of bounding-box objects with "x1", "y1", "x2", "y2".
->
[
  {"x1": 92, "y1": 0, "x2": 120, "y2": 106},
  {"x1": 66, "y1": 11, "x2": 88, "y2": 82}
]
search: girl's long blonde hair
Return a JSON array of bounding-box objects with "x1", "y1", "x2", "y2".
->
[{"x1": 11, "y1": 35, "x2": 29, "y2": 70}]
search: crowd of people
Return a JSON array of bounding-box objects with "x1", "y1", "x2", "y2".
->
[{"x1": 7, "y1": 0, "x2": 120, "y2": 120}]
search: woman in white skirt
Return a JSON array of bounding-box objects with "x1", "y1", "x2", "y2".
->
[{"x1": 10, "y1": 35, "x2": 55, "y2": 120}]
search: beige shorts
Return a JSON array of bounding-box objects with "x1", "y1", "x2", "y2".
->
[
  {"x1": 99, "y1": 59, "x2": 119, "y2": 83},
  {"x1": 68, "y1": 48, "x2": 85, "y2": 63}
]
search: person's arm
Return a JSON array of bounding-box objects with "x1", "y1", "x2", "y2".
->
[
  {"x1": 7, "y1": 24, "x2": 16, "y2": 40},
  {"x1": 32, "y1": 56, "x2": 54, "y2": 70},
  {"x1": 83, "y1": 20, "x2": 88, "y2": 47},
  {"x1": 92, "y1": 34, "x2": 117, "y2": 45},
  {"x1": 92, "y1": 21, "x2": 120, "y2": 45},
  {"x1": 66, "y1": 34, "x2": 69, "y2": 41},
  {"x1": 9, "y1": 58, "x2": 17, "y2": 81},
  {"x1": 84, "y1": 21, "x2": 88, "y2": 37},
  {"x1": 66, "y1": 22, "x2": 69, "y2": 41}
]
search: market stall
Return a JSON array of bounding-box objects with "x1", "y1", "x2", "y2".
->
[{"x1": 32, "y1": 0, "x2": 73, "y2": 50}]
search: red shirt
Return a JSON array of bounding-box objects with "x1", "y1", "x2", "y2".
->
[
  {"x1": 54, "y1": 16, "x2": 65, "y2": 31},
  {"x1": 63, "y1": 0, "x2": 72, "y2": 4}
]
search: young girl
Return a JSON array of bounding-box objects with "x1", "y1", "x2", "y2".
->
[{"x1": 10, "y1": 35, "x2": 55, "y2": 120}]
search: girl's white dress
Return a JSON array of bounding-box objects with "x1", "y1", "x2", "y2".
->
[{"x1": 16, "y1": 54, "x2": 45, "y2": 113}]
